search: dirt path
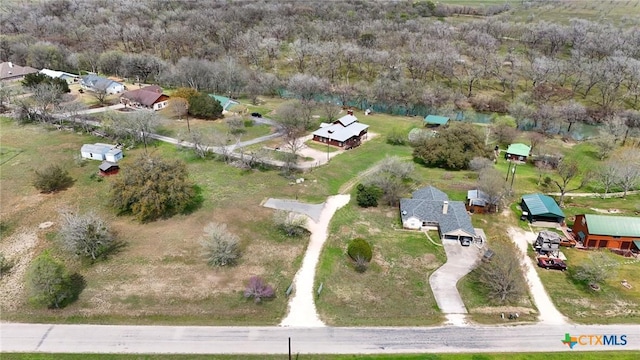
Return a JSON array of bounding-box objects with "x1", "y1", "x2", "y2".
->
[
  {"x1": 507, "y1": 227, "x2": 569, "y2": 325},
  {"x1": 280, "y1": 194, "x2": 351, "y2": 327},
  {"x1": 0, "y1": 230, "x2": 39, "y2": 312}
]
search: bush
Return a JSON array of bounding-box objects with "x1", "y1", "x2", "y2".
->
[
  {"x1": 356, "y1": 183, "x2": 383, "y2": 208},
  {"x1": 201, "y1": 222, "x2": 240, "y2": 267},
  {"x1": 386, "y1": 129, "x2": 406, "y2": 145},
  {"x1": 0, "y1": 252, "x2": 12, "y2": 278},
  {"x1": 354, "y1": 254, "x2": 369, "y2": 273},
  {"x1": 570, "y1": 252, "x2": 617, "y2": 287},
  {"x1": 58, "y1": 211, "x2": 115, "y2": 261},
  {"x1": 469, "y1": 157, "x2": 494, "y2": 172},
  {"x1": 244, "y1": 276, "x2": 275, "y2": 303},
  {"x1": 26, "y1": 252, "x2": 73, "y2": 308},
  {"x1": 347, "y1": 238, "x2": 372, "y2": 262},
  {"x1": 188, "y1": 93, "x2": 223, "y2": 120},
  {"x1": 33, "y1": 165, "x2": 74, "y2": 193},
  {"x1": 273, "y1": 211, "x2": 308, "y2": 237}
]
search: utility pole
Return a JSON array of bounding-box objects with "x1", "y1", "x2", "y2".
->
[{"x1": 506, "y1": 160, "x2": 512, "y2": 181}]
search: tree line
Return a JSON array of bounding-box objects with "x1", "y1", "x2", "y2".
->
[{"x1": 2, "y1": 0, "x2": 640, "y2": 140}]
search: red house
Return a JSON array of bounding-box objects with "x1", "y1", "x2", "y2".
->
[
  {"x1": 572, "y1": 214, "x2": 640, "y2": 252},
  {"x1": 312, "y1": 111, "x2": 369, "y2": 149}
]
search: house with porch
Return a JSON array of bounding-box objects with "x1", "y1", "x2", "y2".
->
[
  {"x1": 312, "y1": 110, "x2": 369, "y2": 149},
  {"x1": 520, "y1": 193, "x2": 565, "y2": 225},
  {"x1": 572, "y1": 214, "x2": 640, "y2": 251},
  {"x1": 400, "y1": 186, "x2": 478, "y2": 246},
  {"x1": 505, "y1": 143, "x2": 531, "y2": 162},
  {"x1": 120, "y1": 85, "x2": 170, "y2": 111}
]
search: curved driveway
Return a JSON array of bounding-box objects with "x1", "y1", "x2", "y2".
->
[{"x1": 429, "y1": 240, "x2": 483, "y2": 325}]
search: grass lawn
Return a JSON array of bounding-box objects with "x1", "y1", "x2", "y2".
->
[
  {"x1": 537, "y1": 247, "x2": 640, "y2": 324},
  {"x1": 156, "y1": 116, "x2": 273, "y2": 141},
  {"x1": 6, "y1": 352, "x2": 640, "y2": 360},
  {"x1": 315, "y1": 198, "x2": 446, "y2": 326}
]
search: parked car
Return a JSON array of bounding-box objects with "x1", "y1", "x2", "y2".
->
[
  {"x1": 560, "y1": 238, "x2": 577, "y2": 247},
  {"x1": 537, "y1": 257, "x2": 567, "y2": 271},
  {"x1": 251, "y1": 112, "x2": 262, "y2": 118}
]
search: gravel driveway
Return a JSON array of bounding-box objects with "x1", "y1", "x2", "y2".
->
[
  {"x1": 263, "y1": 198, "x2": 325, "y2": 223},
  {"x1": 429, "y1": 239, "x2": 483, "y2": 325}
]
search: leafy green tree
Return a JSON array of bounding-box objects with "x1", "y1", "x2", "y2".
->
[
  {"x1": 33, "y1": 165, "x2": 74, "y2": 193},
  {"x1": 412, "y1": 122, "x2": 491, "y2": 170},
  {"x1": 188, "y1": 93, "x2": 223, "y2": 120},
  {"x1": 58, "y1": 211, "x2": 115, "y2": 261},
  {"x1": 201, "y1": 222, "x2": 240, "y2": 267},
  {"x1": 356, "y1": 183, "x2": 382, "y2": 208},
  {"x1": 26, "y1": 252, "x2": 73, "y2": 308},
  {"x1": 347, "y1": 238, "x2": 373, "y2": 262},
  {"x1": 110, "y1": 155, "x2": 196, "y2": 222},
  {"x1": 22, "y1": 73, "x2": 70, "y2": 93}
]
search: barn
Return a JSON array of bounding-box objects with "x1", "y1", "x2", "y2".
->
[{"x1": 520, "y1": 193, "x2": 565, "y2": 225}]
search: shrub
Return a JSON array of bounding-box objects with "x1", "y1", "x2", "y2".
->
[
  {"x1": 356, "y1": 183, "x2": 383, "y2": 208},
  {"x1": 469, "y1": 157, "x2": 494, "y2": 172},
  {"x1": 33, "y1": 165, "x2": 74, "y2": 193},
  {"x1": 0, "y1": 252, "x2": 12, "y2": 278},
  {"x1": 386, "y1": 129, "x2": 406, "y2": 145},
  {"x1": 570, "y1": 252, "x2": 617, "y2": 287},
  {"x1": 354, "y1": 254, "x2": 369, "y2": 273},
  {"x1": 58, "y1": 211, "x2": 115, "y2": 261},
  {"x1": 244, "y1": 276, "x2": 275, "y2": 303},
  {"x1": 347, "y1": 238, "x2": 372, "y2": 262},
  {"x1": 273, "y1": 211, "x2": 308, "y2": 237},
  {"x1": 26, "y1": 252, "x2": 73, "y2": 308},
  {"x1": 201, "y1": 222, "x2": 240, "y2": 267}
]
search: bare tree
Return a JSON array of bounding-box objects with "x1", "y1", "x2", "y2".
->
[
  {"x1": 552, "y1": 159, "x2": 588, "y2": 206},
  {"x1": 478, "y1": 168, "x2": 508, "y2": 212},
  {"x1": 32, "y1": 83, "x2": 65, "y2": 122},
  {"x1": 590, "y1": 134, "x2": 617, "y2": 160},
  {"x1": 612, "y1": 148, "x2": 640, "y2": 197},
  {"x1": 557, "y1": 100, "x2": 587, "y2": 133},
  {"x1": 183, "y1": 129, "x2": 211, "y2": 159},
  {"x1": 477, "y1": 241, "x2": 527, "y2": 304},
  {"x1": 620, "y1": 109, "x2": 640, "y2": 146},
  {"x1": 275, "y1": 101, "x2": 309, "y2": 166},
  {"x1": 319, "y1": 101, "x2": 341, "y2": 123},
  {"x1": 527, "y1": 131, "x2": 546, "y2": 156},
  {"x1": 595, "y1": 161, "x2": 619, "y2": 197},
  {"x1": 168, "y1": 97, "x2": 189, "y2": 121},
  {"x1": 364, "y1": 156, "x2": 414, "y2": 206}
]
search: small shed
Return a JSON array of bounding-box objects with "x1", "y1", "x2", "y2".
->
[
  {"x1": 99, "y1": 161, "x2": 119, "y2": 176},
  {"x1": 466, "y1": 189, "x2": 495, "y2": 214},
  {"x1": 424, "y1": 115, "x2": 450, "y2": 127},
  {"x1": 505, "y1": 143, "x2": 531, "y2": 162},
  {"x1": 520, "y1": 194, "x2": 565, "y2": 224}
]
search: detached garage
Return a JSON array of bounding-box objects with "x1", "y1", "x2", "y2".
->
[{"x1": 520, "y1": 193, "x2": 565, "y2": 225}]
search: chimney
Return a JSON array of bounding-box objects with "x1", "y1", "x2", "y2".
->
[
  {"x1": 347, "y1": 109, "x2": 353, "y2": 116},
  {"x1": 442, "y1": 201, "x2": 449, "y2": 215}
]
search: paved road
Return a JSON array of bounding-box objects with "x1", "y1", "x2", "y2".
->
[{"x1": 2, "y1": 323, "x2": 639, "y2": 354}]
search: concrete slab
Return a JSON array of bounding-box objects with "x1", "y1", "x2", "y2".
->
[{"x1": 263, "y1": 198, "x2": 325, "y2": 223}]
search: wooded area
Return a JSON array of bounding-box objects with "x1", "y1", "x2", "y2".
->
[{"x1": 1, "y1": 0, "x2": 639, "y2": 140}]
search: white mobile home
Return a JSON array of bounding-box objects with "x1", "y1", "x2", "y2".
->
[{"x1": 81, "y1": 143, "x2": 122, "y2": 162}]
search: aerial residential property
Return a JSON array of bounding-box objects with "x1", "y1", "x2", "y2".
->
[
  {"x1": 572, "y1": 214, "x2": 640, "y2": 251},
  {"x1": 312, "y1": 111, "x2": 369, "y2": 149},
  {"x1": 120, "y1": 85, "x2": 170, "y2": 111},
  {"x1": 0, "y1": 61, "x2": 38, "y2": 82}
]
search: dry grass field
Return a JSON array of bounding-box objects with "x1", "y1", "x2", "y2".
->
[{"x1": 0, "y1": 117, "x2": 306, "y2": 325}]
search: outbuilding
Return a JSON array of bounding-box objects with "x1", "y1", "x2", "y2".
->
[
  {"x1": 81, "y1": 143, "x2": 123, "y2": 162},
  {"x1": 520, "y1": 194, "x2": 565, "y2": 225},
  {"x1": 99, "y1": 161, "x2": 119, "y2": 176},
  {"x1": 505, "y1": 143, "x2": 531, "y2": 162}
]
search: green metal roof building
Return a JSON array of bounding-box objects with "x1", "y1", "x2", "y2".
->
[
  {"x1": 209, "y1": 94, "x2": 239, "y2": 111},
  {"x1": 424, "y1": 115, "x2": 450, "y2": 126},
  {"x1": 520, "y1": 193, "x2": 565, "y2": 224},
  {"x1": 573, "y1": 214, "x2": 640, "y2": 251},
  {"x1": 505, "y1": 143, "x2": 531, "y2": 161}
]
